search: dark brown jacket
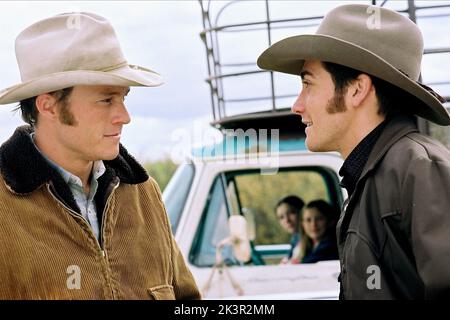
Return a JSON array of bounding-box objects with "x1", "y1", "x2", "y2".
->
[
  {"x1": 337, "y1": 115, "x2": 450, "y2": 299},
  {"x1": 0, "y1": 126, "x2": 200, "y2": 299}
]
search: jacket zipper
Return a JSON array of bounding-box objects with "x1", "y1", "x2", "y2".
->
[
  {"x1": 99, "y1": 180, "x2": 120, "y2": 249},
  {"x1": 46, "y1": 181, "x2": 120, "y2": 299}
]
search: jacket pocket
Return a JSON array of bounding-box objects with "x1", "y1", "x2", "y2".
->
[{"x1": 148, "y1": 284, "x2": 176, "y2": 300}]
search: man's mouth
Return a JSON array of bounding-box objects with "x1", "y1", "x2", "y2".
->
[
  {"x1": 302, "y1": 121, "x2": 313, "y2": 127},
  {"x1": 104, "y1": 133, "x2": 121, "y2": 138}
]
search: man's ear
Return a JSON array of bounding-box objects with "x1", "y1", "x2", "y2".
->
[
  {"x1": 347, "y1": 74, "x2": 373, "y2": 108},
  {"x1": 35, "y1": 93, "x2": 58, "y2": 121}
]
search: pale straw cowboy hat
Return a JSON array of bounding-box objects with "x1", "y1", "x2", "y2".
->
[
  {"x1": 257, "y1": 4, "x2": 450, "y2": 126},
  {"x1": 0, "y1": 12, "x2": 163, "y2": 105}
]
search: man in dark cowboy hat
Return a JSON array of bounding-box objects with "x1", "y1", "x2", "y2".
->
[
  {"x1": 0, "y1": 12, "x2": 200, "y2": 299},
  {"x1": 258, "y1": 4, "x2": 450, "y2": 299}
]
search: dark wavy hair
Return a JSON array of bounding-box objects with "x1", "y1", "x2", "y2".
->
[
  {"x1": 305, "y1": 199, "x2": 338, "y2": 224},
  {"x1": 322, "y1": 61, "x2": 419, "y2": 119},
  {"x1": 295, "y1": 199, "x2": 338, "y2": 262},
  {"x1": 16, "y1": 87, "x2": 74, "y2": 126},
  {"x1": 275, "y1": 195, "x2": 305, "y2": 215}
]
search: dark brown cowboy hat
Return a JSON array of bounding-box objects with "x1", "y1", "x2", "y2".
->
[{"x1": 257, "y1": 4, "x2": 450, "y2": 126}]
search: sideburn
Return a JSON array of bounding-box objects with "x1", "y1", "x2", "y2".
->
[
  {"x1": 325, "y1": 90, "x2": 347, "y2": 114},
  {"x1": 50, "y1": 87, "x2": 77, "y2": 126},
  {"x1": 59, "y1": 103, "x2": 77, "y2": 126}
]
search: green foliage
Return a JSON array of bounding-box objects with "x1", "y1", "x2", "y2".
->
[
  {"x1": 235, "y1": 171, "x2": 329, "y2": 246},
  {"x1": 429, "y1": 122, "x2": 450, "y2": 149},
  {"x1": 143, "y1": 159, "x2": 178, "y2": 191}
]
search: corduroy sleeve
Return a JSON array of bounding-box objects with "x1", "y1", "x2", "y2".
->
[{"x1": 148, "y1": 177, "x2": 201, "y2": 300}]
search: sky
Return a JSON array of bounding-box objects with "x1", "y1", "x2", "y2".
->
[
  {"x1": 0, "y1": 1, "x2": 214, "y2": 162},
  {"x1": 0, "y1": 1, "x2": 448, "y2": 162}
]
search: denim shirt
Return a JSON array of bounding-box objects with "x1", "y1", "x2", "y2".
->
[{"x1": 30, "y1": 133, "x2": 105, "y2": 240}]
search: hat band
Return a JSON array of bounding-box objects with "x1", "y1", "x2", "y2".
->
[
  {"x1": 418, "y1": 82, "x2": 446, "y2": 103},
  {"x1": 98, "y1": 61, "x2": 128, "y2": 72},
  {"x1": 392, "y1": 68, "x2": 445, "y2": 103}
]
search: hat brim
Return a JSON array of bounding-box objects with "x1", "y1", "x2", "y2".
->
[
  {"x1": 257, "y1": 34, "x2": 450, "y2": 126},
  {"x1": 0, "y1": 64, "x2": 164, "y2": 105}
]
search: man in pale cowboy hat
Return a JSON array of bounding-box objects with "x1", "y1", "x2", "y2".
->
[
  {"x1": 0, "y1": 12, "x2": 200, "y2": 299},
  {"x1": 258, "y1": 4, "x2": 450, "y2": 299}
]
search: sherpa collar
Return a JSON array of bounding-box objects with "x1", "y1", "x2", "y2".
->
[{"x1": 0, "y1": 125, "x2": 149, "y2": 195}]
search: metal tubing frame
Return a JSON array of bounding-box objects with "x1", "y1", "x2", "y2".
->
[{"x1": 199, "y1": 0, "x2": 450, "y2": 133}]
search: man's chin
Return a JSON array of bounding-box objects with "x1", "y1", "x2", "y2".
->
[
  {"x1": 306, "y1": 139, "x2": 333, "y2": 153},
  {"x1": 101, "y1": 148, "x2": 120, "y2": 161},
  {"x1": 306, "y1": 140, "x2": 322, "y2": 152}
]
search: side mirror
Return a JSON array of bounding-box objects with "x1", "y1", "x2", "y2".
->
[
  {"x1": 228, "y1": 215, "x2": 251, "y2": 263},
  {"x1": 241, "y1": 207, "x2": 256, "y2": 241},
  {"x1": 203, "y1": 215, "x2": 249, "y2": 298}
]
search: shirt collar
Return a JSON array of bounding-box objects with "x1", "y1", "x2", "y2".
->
[
  {"x1": 29, "y1": 132, "x2": 105, "y2": 188},
  {"x1": 339, "y1": 121, "x2": 387, "y2": 196}
]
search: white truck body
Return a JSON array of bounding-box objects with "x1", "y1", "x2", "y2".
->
[{"x1": 164, "y1": 150, "x2": 346, "y2": 299}]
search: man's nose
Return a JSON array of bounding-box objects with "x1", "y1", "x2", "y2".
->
[
  {"x1": 114, "y1": 102, "x2": 131, "y2": 125},
  {"x1": 291, "y1": 91, "x2": 305, "y2": 115}
]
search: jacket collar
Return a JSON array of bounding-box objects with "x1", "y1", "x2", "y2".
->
[
  {"x1": 0, "y1": 125, "x2": 148, "y2": 195},
  {"x1": 337, "y1": 115, "x2": 418, "y2": 244},
  {"x1": 339, "y1": 120, "x2": 387, "y2": 196},
  {"x1": 357, "y1": 114, "x2": 419, "y2": 185}
]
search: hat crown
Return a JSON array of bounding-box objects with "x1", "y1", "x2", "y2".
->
[
  {"x1": 317, "y1": 4, "x2": 423, "y2": 80},
  {"x1": 15, "y1": 12, "x2": 126, "y2": 82}
]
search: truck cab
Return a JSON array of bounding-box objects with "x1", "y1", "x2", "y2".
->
[{"x1": 163, "y1": 111, "x2": 346, "y2": 299}]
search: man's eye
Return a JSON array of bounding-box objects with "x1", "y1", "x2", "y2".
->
[
  {"x1": 100, "y1": 98, "x2": 112, "y2": 104},
  {"x1": 302, "y1": 81, "x2": 310, "y2": 88}
]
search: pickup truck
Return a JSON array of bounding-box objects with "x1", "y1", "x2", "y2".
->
[{"x1": 163, "y1": 110, "x2": 347, "y2": 299}]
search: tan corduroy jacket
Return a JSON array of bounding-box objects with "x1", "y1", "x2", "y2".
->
[{"x1": 0, "y1": 126, "x2": 201, "y2": 300}]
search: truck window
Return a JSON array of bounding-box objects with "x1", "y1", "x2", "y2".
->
[
  {"x1": 162, "y1": 163, "x2": 195, "y2": 233},
  {"x1": 189, "y1": 167, "x2": 342, "y2": 267},
  {"x1": 234, "y1": 169, "x2": 331, "y2": 247},
  {"x1": 189, "y1": 176, "x2": 236, "y2": 267}
]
